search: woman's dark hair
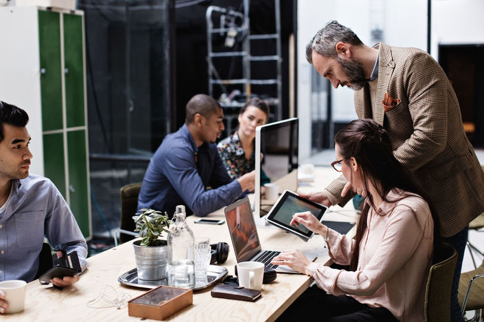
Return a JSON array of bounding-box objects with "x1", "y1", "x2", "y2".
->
[
  {"x1": 239, "y1": 97, "x2": 270, "y2": 118},
  {"x1": 0, "y1": 101, "x2": 29, "y2": 143},
  {"x1": 334, "y1": 119, "x2": 442, "y2": 270}
]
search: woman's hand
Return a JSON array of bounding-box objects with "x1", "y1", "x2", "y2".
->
[
  {"x1": 271, "y1": 250, "x2": 311, "y2": 275},
  {"x1": 290, "y1": 211, "x2": 324, "y2": 235}
]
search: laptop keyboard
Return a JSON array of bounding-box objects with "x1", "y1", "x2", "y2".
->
[{"x1": 255, "y1": 250, "x2": 281, "y2": 269}]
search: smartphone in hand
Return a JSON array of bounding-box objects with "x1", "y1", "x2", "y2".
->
[{"x1": 39, "y1": 251, "x2": 82, "y2": 285}]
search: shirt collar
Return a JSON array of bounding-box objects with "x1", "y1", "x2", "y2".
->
[
  {"x1": 11, "y1": 179, "x2": 21, "y2": 191},
  {"x1": 369, "y1": 44, "x2": 380, "y2": 81},
  {"x1": 181, "y1": 124, "x2": 199, "y2": 154}
]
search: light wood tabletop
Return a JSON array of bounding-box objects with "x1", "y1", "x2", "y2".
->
[{"x1": 3, "y1": 167, "x2": 357, "y2": 321}]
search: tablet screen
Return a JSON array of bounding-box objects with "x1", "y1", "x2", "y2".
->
[{"x1": 266, "y1": 190, "x2": 327, "y2": 239}]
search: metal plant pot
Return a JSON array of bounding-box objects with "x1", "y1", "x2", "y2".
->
[{"x1": 133, "y1": 240, "x2": 171, "y2": 281}]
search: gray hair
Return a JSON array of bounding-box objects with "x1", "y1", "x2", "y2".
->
[{"x1": 306, "y1": 20, "x2": 363, "y2": 64}]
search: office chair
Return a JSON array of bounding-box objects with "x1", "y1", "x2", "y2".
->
[
  {"x1": 119, "y1": 182, "x2": 142, "y2": 244},
  {"x1": 34, "y1": 242, "x2": 54, "y2": 279},
  {"x1": 458, "y1": 258, "x2": 484, "y2": 322},
  {"x1": 465, "y1": 165, "x2": 484, "y2": 269},
  {"x1": 425, "y1": 243, "x2": 458, "y2": 322},
  {"x1": 467, "y1": 213, "x2": 484, "y2": 269}
]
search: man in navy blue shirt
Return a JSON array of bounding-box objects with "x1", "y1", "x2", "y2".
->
[{"x1": 138, "y1": 94, "x2": 255, "y2": 217}]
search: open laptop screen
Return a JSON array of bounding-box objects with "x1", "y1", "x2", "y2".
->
[{"x1": 224, "y1": 197, "x2": 262, "y2": 262}]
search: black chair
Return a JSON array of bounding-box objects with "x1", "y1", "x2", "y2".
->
[
  {"x1": 34, "y1": 242, "x2": 54, "y2": 279},
  {"x1": 119, "y1": 182, "x2": 142, "y2": 244}
]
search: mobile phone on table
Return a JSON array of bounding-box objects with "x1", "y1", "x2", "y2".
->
[{"x1": 194, "y1": 218, "x2": 225, "y2": 225}]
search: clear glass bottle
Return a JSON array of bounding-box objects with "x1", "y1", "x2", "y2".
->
[{"x1": 167, "y1": 205, "x2": 195, "y2": 288}]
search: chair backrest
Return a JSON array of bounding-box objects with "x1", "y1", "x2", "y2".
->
[
  {"x1": 34, "y1": 242, "x2": 54, "y2": 279},
  {"x1": 119, "y1": 182, "x2": 142, "y2": 244},
  {"x1": 424, "y1": 243, "x2": 458, "y2": 322}
]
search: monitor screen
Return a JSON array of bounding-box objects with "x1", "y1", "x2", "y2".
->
[{"x1": 255, "y1": 118, "x2": 298, "y2": 217}]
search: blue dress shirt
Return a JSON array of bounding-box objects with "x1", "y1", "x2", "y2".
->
[
  {"x1": 0, "y1": 175, "x2": 88, "y2": 282},
  {"x1": 138, "y1": 124, "x2": 243, "y2": 217}
]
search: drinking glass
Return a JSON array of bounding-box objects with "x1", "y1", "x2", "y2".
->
[{"x1": 194, "y1": 237, "x2": 211, "y2": 283}]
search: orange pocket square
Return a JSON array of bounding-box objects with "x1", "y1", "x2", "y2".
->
[{"x1": 382, "y1": 92, "x2": 400, "y2": 112}]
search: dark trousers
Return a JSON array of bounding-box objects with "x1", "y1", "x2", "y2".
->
[
  {"x1": 276, "y1": 285, "x2": 398, "y2": 322},
  {"x1": 443, "y1": 225, "x2": 469, "y2": 322}
]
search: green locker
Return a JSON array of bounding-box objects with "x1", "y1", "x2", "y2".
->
[
  {"x1": 43, "y1": 133, "x2": 67, "y2": 198},
  {"x1": 37, "y1": 8, "x2": 91, "y2": 239},
  {"x1": 1, "y1": 6, "x2": 91, "y2": 239},
  {"x1": 39, "y1": 10, "x2": 63, "y2": 132}
]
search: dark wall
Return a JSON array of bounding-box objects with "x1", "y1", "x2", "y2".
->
[
  {"x1": 439, "y1": 44, "x2": 484, "y2": 147},
  {"x1": 174, "y1": 0, "x2": 296, "y2": 132}
]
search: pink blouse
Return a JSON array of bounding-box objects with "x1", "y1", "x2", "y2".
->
[{"x1": 306, "y1": 190, "x2": 434, "y2": 322}]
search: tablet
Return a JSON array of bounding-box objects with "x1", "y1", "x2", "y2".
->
[{"x1": 265, "y1": 190, "x2": 328, "y2": 241}]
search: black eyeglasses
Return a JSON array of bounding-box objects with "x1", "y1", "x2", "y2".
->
[{"x1": 331, "y1": 159, "x2": 345, "y2": 172}]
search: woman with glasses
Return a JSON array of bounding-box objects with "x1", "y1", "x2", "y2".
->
[{"x1": 272, "y1": 119, "x2": 441, "y2": 322}]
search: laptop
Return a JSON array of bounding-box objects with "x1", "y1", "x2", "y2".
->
[{"x1": 224, "y1": 197, "x2": 318, "y2": 274}]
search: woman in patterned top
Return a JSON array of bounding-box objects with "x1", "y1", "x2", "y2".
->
[{"x1": 217, "y1": 97, "x2": 269, "y2": 180}]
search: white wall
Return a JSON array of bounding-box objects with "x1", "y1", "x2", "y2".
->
[
  {"x1": 432, "y1": 0, "x2": 484, "y2": 60},
  {"x1": 297, "y1": 0, "x2": 336, "y2": 159},
  {"x1": 298, "y1": 0, "x2": 427, "y2": 160}
]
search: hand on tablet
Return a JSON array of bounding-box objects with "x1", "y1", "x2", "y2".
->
[{"x1": 290, "y1": 211, "x2": 324, "y2": 235}]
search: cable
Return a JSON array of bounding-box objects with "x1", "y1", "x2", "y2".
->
[{"x1": 87, "y1": 285, "x2": 131, "y2": 309}]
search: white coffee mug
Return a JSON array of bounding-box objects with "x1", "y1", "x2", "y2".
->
[
  {"x1": 0, "y1": 280, "x2": 27, "y2": 314},
  {"x1": 264, "y1": 183, "x2": 279, "y2": 201},
  {"x1": 237, "y1": 262, "x2": 264, "y2": 291}
]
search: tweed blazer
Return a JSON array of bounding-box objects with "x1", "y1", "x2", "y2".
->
[{"x1": 324, "y1": 43, "x2": 484, "y2": 237}]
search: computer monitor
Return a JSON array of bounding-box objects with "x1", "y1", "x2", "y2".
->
[{"x1": 254, "y1": 118, "x2": 298, "y2": 217}]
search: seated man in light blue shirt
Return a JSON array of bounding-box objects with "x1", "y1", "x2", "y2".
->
[
  {"x1": 0, "y1": 101, "x2": 87, "y2": 314},
  {"x1": 138, "y1": 94, "x2": 255, "y2": 217}
]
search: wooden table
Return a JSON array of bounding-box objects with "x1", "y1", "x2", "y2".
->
[{"x1": 4, "y1": 167, "x2": 356, "y2": 321}]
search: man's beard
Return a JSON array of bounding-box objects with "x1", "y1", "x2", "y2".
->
[{"x1": 337, "y1": 57, "x2": 369, "y2": 91}]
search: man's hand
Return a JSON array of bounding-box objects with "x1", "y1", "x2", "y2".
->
[
  {"x1": 51, "y1": 250, "x2": 81, "y2": 288},
  {"x1": 341, "y1": 181, "x2": 352, "y2": 197},
  {"x1": 342, "y1": 181, "x2": 365, "y2": 197},
  {"x1": 297, "y1": 189, "x2": 331, "y2": 207},
  {"x1": 51, "y1": 275, "x2": 80, "y2": 288},
  {"x1": 237, "y1": 170, "x2": 255, "y2": 192},
  {"x1": 0, "y1": 290, "x2": 8, "y2": 314}
]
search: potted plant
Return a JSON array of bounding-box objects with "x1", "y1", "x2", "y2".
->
[{"x1": 132, "y1": 209, "x2": 172, "y2": 281}]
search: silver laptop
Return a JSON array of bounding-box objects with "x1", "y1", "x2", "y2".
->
[{"x1": 224, "y1": 197, "x2": 317, "y2": 273}]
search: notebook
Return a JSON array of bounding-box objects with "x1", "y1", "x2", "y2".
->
[{"x1": 224, "y1": 197, "x2": 317, "y2": 274}]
